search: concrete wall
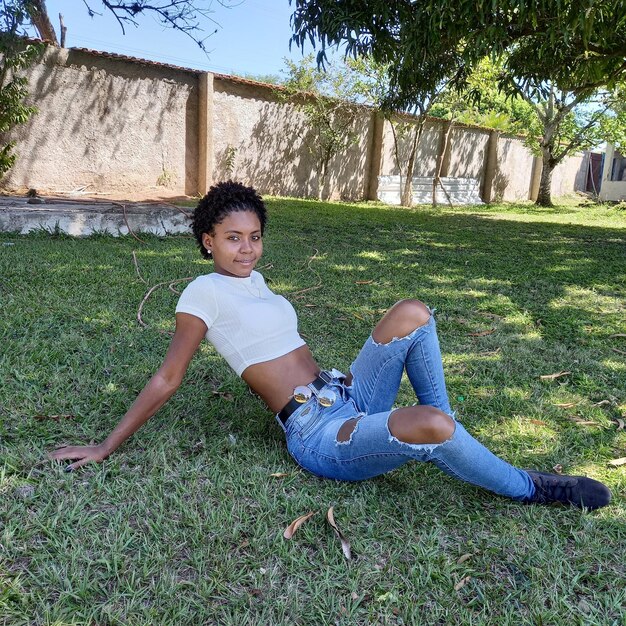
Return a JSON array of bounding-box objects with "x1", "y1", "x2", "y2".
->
[
  {"x1": 1, "y1": 44, "x2": 588, "y2": 203},
  {"x1": 212, "y1": 78, "x2": 372, "y2": 200},
  {"x1": 379, "y1": 118, "x2": 441, "y2": 178},
  {"x1": 551, "y1": 153, "x2": 587, "y2": 197},
  {"x1": 496, "y1": 135, "x2": 536, "y2": 201},
  {"x1": 446, "y1": 126, "x2": 490, "y2": 179},
  {"x1": 599, "y1": 144, "x2": 626, "y2": 201},
  {"x1": 3, "y1": 47, "x2": 198, "y2": 196}
]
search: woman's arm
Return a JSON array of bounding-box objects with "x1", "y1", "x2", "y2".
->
[{"x1": 49, "y1": 313, "x2": 208, "y2": 471}]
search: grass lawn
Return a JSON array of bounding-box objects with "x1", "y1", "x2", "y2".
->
[{"x1": 1, "y1": 197, "x2": 625, "y2": 625}]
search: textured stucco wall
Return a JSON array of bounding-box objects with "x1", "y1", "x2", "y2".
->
[
  {"x1": 379, "y1": 118, "x2": 441, "y2": 177},
  {"x1": 600, "y1": 144, "x2": 626, "y2": 201},
  {"x1": 446, "y1": 126, "x2": 490, "y2": 179},
  {"x1": 2, "y1": 47, "x2": 198, "y2": 196},
  {"x1": 550, "y1": 153, "x2": 586, "y2": 197},
  {"x1": 496, "y1": 136, "x2": 535, "y2": 201},
  {"x1": 1, "y1": 45, "x2": 588, "y2": 203},
  {"x1": 212, "y1": 78, "x2": 372, "y2": 200}
]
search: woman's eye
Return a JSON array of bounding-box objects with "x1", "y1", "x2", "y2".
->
[{"x1": 252, "y1": 235, "x2": 261, "y2": 241}]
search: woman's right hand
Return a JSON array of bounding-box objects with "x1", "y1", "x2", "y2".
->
[{"x1": 48, "y1": 444, "x2": 109, "y2": 472}]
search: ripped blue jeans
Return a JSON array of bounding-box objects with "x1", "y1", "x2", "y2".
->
[{"x1": 277, "y1": 312, "x2": 536, "y2": 501}]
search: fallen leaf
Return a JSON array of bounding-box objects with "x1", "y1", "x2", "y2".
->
[
  {"x1": 608, "y1": 457, "x2": 626, "y2": 467},
  {"x1": 553, "y1": 464, "x2": 563, "y2": 474},
  {"x1": 614, "y1": 419, "x2": 625, "y2": 431},
  {"x1": 454, "y1": 576, "x2": 471, "y2": 591},
  {"x1": 238, "y1": 539, "x2": 250, "y2": 549},
  {"x1": 530, "y1": 419, "x2": 548, "y2": 426},
  {"x1": 283, "y1": 511, "x2": 317, "y2": 539},
  {"x1": 468, "y1": 329, "x2": 495, "y2": 337},
  {"x1": 355, "y1": 280, "x2": 373, "y2": 285},
  {"x1": 249, "y1": 588, "x2": 262, "y2": 597},
  {"x1": 269, "y1": 472, "x2": 290, "y2": 478},
  {"x1": 376, "y1": 591, "x2": 396, "y2": 603},
  {"x1": 303, "y1": 304, "x2": 317, "y2": 308},
  {"x1": 611, "y1": 348, "x2": 626, "y2": 356},
  {"x1": 34, "y1": 414, "x2": 75, "y2": 421},
  {"x1": 593, "y1": 400, "x2": 611, "y2": 406},
  {"x1": 352, "y1": 313, "x2": 364, "y2": 320},
  {"x1": 609, "y1": 333, "x2": 626, "y2": 338},
  {"x1": 457, "y1": 553, "x2": 473, "y2": 564},
  {"x1": 554, "y1": 402, "x2": 577, "y2": 409},
  {"x1": 540, "y1": 371, "x2": 571, "y2": 380},
  {"x1": 570, "y1": 419, "x2": 599, "y2": 426},
  {"x1": 327, "y1": 506, "x2": 352, "y2": 560},
  {"x1": 350, "y1": 592, "x2": 359, "y2": 601}
]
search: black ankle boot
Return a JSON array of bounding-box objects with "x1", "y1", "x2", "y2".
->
[{"x1": 526, "y1": 470, "x2": 611, "y2": 510}]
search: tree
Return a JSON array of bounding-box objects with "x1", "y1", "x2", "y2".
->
[
  {"x1": 290, "y1": 0, "x2": 626, "y2": 108},
  {"x1": 291, "y1": 1, "x2": 626, "y2": 206},
  {"x1": 508, "y1": 82, "x2": 623, "y2": 205},
  {"x1": 433, "y1": 59, "x2": 626, "y2": 205},
  {"x1": 0, "y1": 1, "x2": 44, "y2": 178},
  {"x1": 278, "y1": 55, "x2": 361, "y2": 200}
]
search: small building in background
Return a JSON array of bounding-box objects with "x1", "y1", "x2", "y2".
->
[{"x1": 599, "y1": 143, "x2": 626, "y2": 202}]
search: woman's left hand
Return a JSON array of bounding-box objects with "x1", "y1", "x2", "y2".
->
[{"x1": 48, "y1": 443, "x2": 109, "y2": 472}]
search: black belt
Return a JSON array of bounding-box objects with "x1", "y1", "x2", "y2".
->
[{"x1": 277, "y1": 371, "x2": 334, "y2": 425}]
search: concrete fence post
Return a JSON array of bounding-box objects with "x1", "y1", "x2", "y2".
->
[
  {"x1": 436, "y1": 119, "x2": 453, "y2": 178},
  {"x1": 366, "y1": 111, "x2": 385, "y2": 200},
  {"x1": 198, "y1": 72, "x2": 214, "y2": 196},
  {"x1": 481, "y1": 130, "x2": 500, "y2": 203},
  {"x1": 529, "y1": 155, "x2": 542, "y2": 201}
]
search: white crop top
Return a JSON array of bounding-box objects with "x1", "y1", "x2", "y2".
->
[{"x1": 175, "y1": 271, "x2": 306, "y2": 376}]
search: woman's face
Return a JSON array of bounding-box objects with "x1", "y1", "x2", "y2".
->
[{"x1": 202, "y1": 210, "x2": 263, "y2": 278}]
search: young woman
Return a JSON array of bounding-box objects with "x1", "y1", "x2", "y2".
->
[{"x1": 50, "y1": 182, "x2": 611, "y2": 510}]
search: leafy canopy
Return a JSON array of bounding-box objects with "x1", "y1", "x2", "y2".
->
[{"x1": 290, "y1": 0, "x2": 626, "y2": 107}]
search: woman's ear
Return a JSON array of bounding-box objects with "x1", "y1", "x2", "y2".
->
[{"x1": 202, "y1": 232, "x2": 213, "y2": 253}]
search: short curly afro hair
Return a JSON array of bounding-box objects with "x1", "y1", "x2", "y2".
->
[{"x1": 191, "y1": 180, "x2": 267, "y2": 260}]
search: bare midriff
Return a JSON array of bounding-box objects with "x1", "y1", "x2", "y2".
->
[{"x1": 241, "y1": 345, "x2": 323, "y2": 413}]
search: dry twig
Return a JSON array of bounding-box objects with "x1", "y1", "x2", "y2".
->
[
  {"x1": 137, "y1": 277, "x2": 193, "y2": 332},
  {"x1": 132, "y1": 251, "x2": 148, "y2": 284},
  {"x1": 113, "y1": 202, "x2": 146, "y2": 244}
]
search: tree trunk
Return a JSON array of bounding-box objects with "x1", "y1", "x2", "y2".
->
[
  {"x1": 536, "y1": 152, "x2": 555, "y2": 206},
  {"x1": 28, "y1": 0, "x2": 59, "y2": 44},
  {"x1": 400, "y1": 146, "x2": 416, "y2": 207}
]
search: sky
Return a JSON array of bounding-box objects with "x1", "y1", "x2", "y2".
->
[{"x1": 41, "y1": 0, "x2": 320, "y2": 78}]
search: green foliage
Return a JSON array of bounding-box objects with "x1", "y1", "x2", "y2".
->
[
  {"x1": 240, "y1": 72, "x2": 283, "y2": 86},
  {"x1": 0, "y1": 1, "x2": 43, "y2": 177},
  {"x1": 431, "y1": 57, "x2": 626, "y2": 204},
  {"x1": 431, "y1": 59, "x2": 540, "y2": 136},
  {"x1": 291, "y1": 0, "x2": 626, "y2": 109}
]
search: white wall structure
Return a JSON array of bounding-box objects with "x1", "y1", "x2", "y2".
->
[{"x1": 599, "y1": 143, "x2": 626, "y2": 202}]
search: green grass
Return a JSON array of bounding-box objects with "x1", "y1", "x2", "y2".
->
[{"x1": 1, "y1": 197, "x2": 625, "y2": 625}]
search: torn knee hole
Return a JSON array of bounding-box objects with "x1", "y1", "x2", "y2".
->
[{"x1": 337, "y1": 418, "x2": 359, "y2": 443}]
